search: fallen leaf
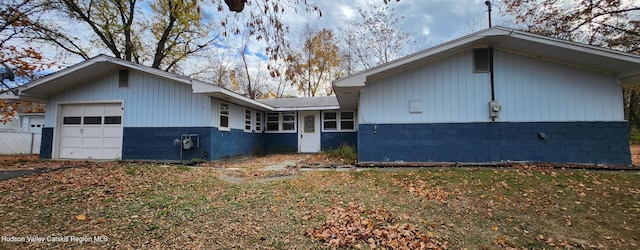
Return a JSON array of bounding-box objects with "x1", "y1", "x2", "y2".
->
[{"x1": 75, "y1": 214, "x2": 87, "y2": 221}]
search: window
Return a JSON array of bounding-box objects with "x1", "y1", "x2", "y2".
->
[
  {"x1": 266, "y1": 113, "x2": 279, "y2": 131},
  {"x1": 63, "y1": 117, "x2": 81, "y2": 125},
  {"x1": 323, "y1": 112, "x2": 337, "y2": 130},
  {"x1": 244, "y1": 109, "x2": 252, "y2": 132},
  {"x1": 265, "y1": 112, "x2": 296, "y2": 132},
  {"x1": 473, "y1": 48, "x2": 490, "y2": 73},
  {"x1": 282, "y1": 112, "x2": 295, "y2": 131},
  {"x1": 219, "y1": 102, "x2": 230, "y2": 130},
  {"x1": 323, "y1": 111, "x2": 356, "y2": 131},
  {"x1": 83, "y1": 116, "x2": 102, "y2": 125},
  {"x1": 255, "y1": 112, "x2": 262, "y2": 133},
  {"x1": 104, "y1": 116, "x2": 122, "y2": 124},
  {"x1": 340, "y1": 112, "x2": 355, "y2": 130}
]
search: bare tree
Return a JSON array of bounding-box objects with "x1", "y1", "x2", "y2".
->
[{"x1": 339, "y1": 4, "x2": 417, "y2": 73}]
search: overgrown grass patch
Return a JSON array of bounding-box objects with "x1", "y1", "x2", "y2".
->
[{"x1": 0, "y1": 159, "x2": 639, "y2": 249}]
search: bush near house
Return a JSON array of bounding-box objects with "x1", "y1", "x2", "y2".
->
[{"x1": 323, "y1": 143, "x2": 357, "y2": 165}]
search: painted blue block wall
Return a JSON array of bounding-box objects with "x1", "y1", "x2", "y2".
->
[
  {"x1": 321, "y1": 132, "x2": 357, "y2": 151},
  {"x1": 123, "y1": 127, "x2": 211, "y2": 161},
  {"x1": 210, "y1": 129, "x2": 265, "y2": 159},
  {"x1": 40, "y1": 128, "x2": 53, "y2": 159},
  {"x1": 358, "y1": 122, "x2": 631, "y2": 165},
  {"x1": 262, "y1": 133, "x2": 298, "y2": 153}
]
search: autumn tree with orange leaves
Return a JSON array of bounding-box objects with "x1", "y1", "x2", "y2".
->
[
  {"x1": 1, "y1": 0, "x2": 54, "y2": 123},
  {"x1": 285, "y1": 28, "x2": 341, "y2": 97}
]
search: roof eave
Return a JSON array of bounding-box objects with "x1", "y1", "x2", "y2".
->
[
  {"x1": 191, "y1": 80, "x2": 274, "y2": 111},
  {"x1": 271, "y1": 106, "x2": 341, "y2": 111}
]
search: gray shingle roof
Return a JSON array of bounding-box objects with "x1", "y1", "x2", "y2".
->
[{"x1": 257, "y1": 96, "x2": 338, "y2": 109}]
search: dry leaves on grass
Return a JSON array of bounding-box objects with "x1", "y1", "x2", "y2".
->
[
  {"x1": 309, "y1": 203, "x2": 447, "y2": 249},
  {"x1": 0, "y1": 155, "x2": 90, "y2": 171},
  {"x1": 394, "y1": 179, "x2": 453, "y2": 205}
]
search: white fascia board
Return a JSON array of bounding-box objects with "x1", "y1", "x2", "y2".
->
[
  {"x1": 1, "y1": 89, "x2": 45, "y2": 102},
  {"x1": 335, "y1": 26, "x2": 640, "y2": 88},
  {"x1": 0, "y1": 90, "x2": 19, "y2": 99},
  {"x1": 102, "y1": 57, "x2": 192, "y2": 85},
  {"x1": 191, "y1": 80, "x2": 274, "y2": 111},
  {"x1": 334, "y1": 29, "x2": 493, "y2": 87},
  {"x1": 22, "y1": 56, "x2": 109, "y2": 91},
  {"x1": 505, "y1": 28, "x2": 640, "y2": 63},
  {"x1": 24, "y1": 55, "x2": 193, "y2": 92},
  {"x1": 620, "y1": 71, "x2": 640, "y2": 88},
  {"x1": 271, "y1": 106, "x2": 341, "y2": 112}
]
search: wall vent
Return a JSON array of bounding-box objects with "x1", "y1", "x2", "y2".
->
[
  {"x1": 119, "y1": 69, "x2": 129, "y2": 88},
  {"x1": 473, "y1": 48, "x2": 490, "y2": 73}
]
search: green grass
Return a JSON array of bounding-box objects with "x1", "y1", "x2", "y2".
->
[{"x1": 0, "y1": 163, "x2": 639, "y2": 249}]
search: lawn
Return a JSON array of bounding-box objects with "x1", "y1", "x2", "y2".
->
[{"x1": 0, "y1": 154, "x2": 639, "y2": 249}]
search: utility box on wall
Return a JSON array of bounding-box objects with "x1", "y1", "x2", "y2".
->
[{"x1": 489, "y1": 100, "x2": 501, "y2": 118}]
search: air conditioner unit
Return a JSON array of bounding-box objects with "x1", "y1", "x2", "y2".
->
[{"x1": 489, "y1": 100, "x2": 501, "y2": 118}]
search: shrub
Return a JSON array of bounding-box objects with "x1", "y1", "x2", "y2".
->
[
  {"x1": 324, "y1": 143, "x2": 357, "y2": 165},
  {"x1": 631, "y1": 128, "x2": 640, "y2": 144}
]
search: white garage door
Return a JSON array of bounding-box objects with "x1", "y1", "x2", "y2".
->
[{"x1": 59, "y1": 103, "x2": 123, "y2": 159}]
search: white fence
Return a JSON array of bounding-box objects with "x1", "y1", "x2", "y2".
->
[{"x1": 0, "y1": 132, "x2": 41, "y2": 154}]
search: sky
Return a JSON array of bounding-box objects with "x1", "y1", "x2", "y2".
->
[
  {"x1": 5, "y1": 0, "x2": 516, "y2": 94},
  {"x1": 289, "y1": 0, "x2": 514, "y2": 46},
  {"x1": 203, "y1": 0, "x2": 516, "y2": 96},
  {"x1": 215, "y1": 0, "x2": 515, "y2": 72},
  {"x1": 317, "y1": 0, "x2": 510, "y2": 42}
]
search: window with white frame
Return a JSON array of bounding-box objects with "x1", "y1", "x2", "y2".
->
[
  {"x1": 282, "y1": 112, "x2": 295, "y2": 131},
  {"x1": 244, "y1": 109, "x2": 252, "y2": 132},
  {"x1": 265, "y1": 112, "x2": 296, "y2": 132},
  {"x1": 266, "y1": 113, "x2": 279, "y2": 131},
  {"x1": 323, "y1": 112, "x2": 337, "y2": 130},
  {"x1": 323, "y1": 111, "x2": 356, "y2": 131},
  {"x1": 219, "y1": 102, "x2": 230, "y2": 130},
  {"x1": 255, "y1": 111, "x2": 262, "y2": 133},
  {"x1": 340, "y1": 111, "x2": 355, "y2": 130}
]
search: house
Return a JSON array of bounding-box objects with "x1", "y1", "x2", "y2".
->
[
  {"x1": 0, "y1": 113, "x2": 45, "y2": 134},
  {"x1": 0, "y1": 100, "x2": 45, "y2": 154},
  {"x1": 333, "y1": 26, "x2": 640, "y2": 166},
  {"x1": 3, "y1": 26, "x2": 639, "y2": 165},
  {"x1": 1, "y1": 56, "x2": 355, "y2": 161}
]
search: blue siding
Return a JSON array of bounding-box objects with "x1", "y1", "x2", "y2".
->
[
  {"x1": 121, "y1": 127, "x2": 299, "y2": 161},
  {"x1": 321, "y1": 132, "x2": 357, "y2": 151},
  {"x1": 262, "y1": 133, "x2": 297, "y2": 153},
  {"x1": 358, "y1": 122, "x2": 631, "y2": 165},
  {"x1": 40, "y1": 128, "x2": 53, "y2": 159},
  {"x1": 210, "y1": 129, "x2": 264, "y2": 159},
  {"x1": 123, "y1": 127, "x2": 211, "y2": 161}
]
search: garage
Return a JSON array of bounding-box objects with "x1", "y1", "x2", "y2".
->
[{"x1": 58, "y1": 103, "x2": 123, "y2": 159}]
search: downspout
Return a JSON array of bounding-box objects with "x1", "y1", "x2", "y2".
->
[{"x1": 489, "y1": 46, "x2": 496, "y2": 118}]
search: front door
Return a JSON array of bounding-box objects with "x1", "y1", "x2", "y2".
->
[{"x1": 299, "y1": 111, "x2": 320, "y2": 153}]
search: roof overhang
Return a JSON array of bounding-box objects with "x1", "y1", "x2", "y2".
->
[
  {"x1": 13, "y1": 55, "x2": 193, "y2": 102},
  {"x1": 191, "y1": 80, "x2": 274, "y2": 111},
  {"x1": 333, "y1": 26, "x2": 640, "y2": 108}
]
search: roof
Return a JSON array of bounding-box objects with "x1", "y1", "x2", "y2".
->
[
  {"x1": 6, "y1": 54, "x2": 340, "y2": 111},
  {"x1": 16, "y1": 55, "x2": 192, "y2": 101},
  {"x1": 333, "y1": 26, "x2": 640, "y2": 109},
  {"x1": 257, "y1": 96, "x2": 340, "y2": 111}
]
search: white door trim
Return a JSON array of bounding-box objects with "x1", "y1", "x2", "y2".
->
[
  {"x1": 298, "y1": 111, "x2": 321, "y2": 153},
  {"x1": 55, "y1": 102, "x2": 123, "y2": 159}
]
